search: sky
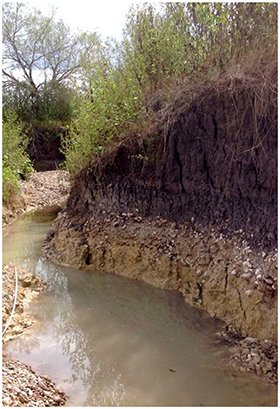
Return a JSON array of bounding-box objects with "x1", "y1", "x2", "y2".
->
[{"x1": 26, "y1": 1, "x2": 138, "y2": 40}]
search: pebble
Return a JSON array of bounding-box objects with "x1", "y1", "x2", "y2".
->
[
  {"x1": 241, "y1": 272, "x2": 252, "y2": 280},
  {"x1": 247, "y1": 355, "x2": 261, "y2": 366},
  {"x1": 228, "y1": 336, "x2": 277, "y2": 384},
  {"x1": 245, "y1": 337, "x2": 258, "y2": 343},
  {"x1": 19, "y1": 392, "x2": 27, "y2": 403},
  {"x1": 263, "y1": 276, "x2": 274, "y2": 285},
  {"x1": 38, "y1": 380, "x2": 49, "y2": 391},
  {"x1": 2, "y1": 397, "x2": 11, "y2": 406},
  {"x1": 54, "y1": 396, "x2": 63, "y2": 404},
  {"x1": 1, "y1": 354, "x2": 68, "y2": 406}
]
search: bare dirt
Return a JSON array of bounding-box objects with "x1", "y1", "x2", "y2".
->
[{"x1": 2, "y1": 170, "x2": 70, "y2": 407}]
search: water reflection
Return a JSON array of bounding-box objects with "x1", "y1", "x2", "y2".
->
[
  {"x1": 3, "y1": 213, "x2": 277, "y2": 407},
  {"x1": 13, "y1": 259, "x2": 131, "y2": 406}
]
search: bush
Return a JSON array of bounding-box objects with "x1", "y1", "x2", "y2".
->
[
  {"x1": 2, "y1": 166, "x2": 20, "y2": 205},
  {"x1": 61, "y1": 68, "x2": 145, "y2": 175},
  {"x1": 2, "y1": 114, "x2": 34, "y2": 205}
]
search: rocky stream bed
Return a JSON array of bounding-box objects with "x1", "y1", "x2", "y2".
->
[{"x1": 2, "y1": 170, "x2": 70, "y2": 407}]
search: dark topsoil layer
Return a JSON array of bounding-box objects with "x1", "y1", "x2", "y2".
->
[{"x1": 65, "y1": 60, "x2": 277, "y2": 252}]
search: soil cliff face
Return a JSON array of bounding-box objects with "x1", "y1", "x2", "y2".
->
[
  {"x1": 67, "y1": 74, "x2": 277, "y2": 250},
  {"x1": 43, "y1": 70, "x2": 277, "y2": 343}
]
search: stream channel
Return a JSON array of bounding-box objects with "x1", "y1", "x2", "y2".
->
[{"x1": 2, "y1": 209, "x2": 277, "y2": 406}]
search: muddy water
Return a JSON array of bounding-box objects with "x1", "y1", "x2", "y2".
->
[{"x1": 2, "y1": 211, "x2": 277, "y2": 407}]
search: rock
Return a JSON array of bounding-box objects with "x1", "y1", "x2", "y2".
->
[
  {"x1": 14, "y1": 386, "x2": 21, "y2": 394},
  {"x1": 247, "y1": 354, "x2": 261, "y2": 366},
  {"x1": 263, "y1": 276, "x2": 274, "y2": 285},
  {"x1": 241, "y1": 272, "x2": 252, "y2": 280},
  {"x1": 2, "y1": 397, "x2": 11, "y2": 406},
  {"x1": 38, "y1": 379, "x2": 49, "y2": 391},
  {"x1": 19, "y1": 391, "x2": 27, "y2": 403},
  {"x1": 13, "y1": 325, "x2": 23, "y2": 334},
  {"x1": 244, "y1": 337, "x2": 258, "y2": 344},
  {"x1": 20, "y1": 275, "x2": 33, "y2": 287},
  {"x1": 43, "y1": 390, "x2": 52, "y2": 397},
  {"x1": 2, "y1": 353, "x2": 68, "y2": 407}
]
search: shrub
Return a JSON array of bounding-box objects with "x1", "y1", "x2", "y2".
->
[
  {"x1": 2, "y1": 166, "x2": 20, "y2": 205},
  {"x1": 61, "y1": 68, "x2": 145, "y2": 175},
  {"x1": 2, "y1": 113, "x2": 34, "y2": 205}
]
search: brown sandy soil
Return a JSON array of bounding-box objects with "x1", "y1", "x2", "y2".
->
[{"x1": 2, "y1": 170, "x2": 70, "y2": 407}]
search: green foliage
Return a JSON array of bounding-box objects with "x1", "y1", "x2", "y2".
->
[
  {"x1": 62, "y1": 2, "x2": 277, "y2": 175},
  {"x1": 123, "y1": 2, "x2": 277, "y2": 91},
  {"x1": 2, "y1": 114, "x2": 34, "y2": 205},
  {"x1": 40, "y1": 81, "x2": 76, "y2": 124},
  {"x1": 2, "y1": 3, "x2": 84, "y2": 126},
  {"x1": 3, "y1": 81, "x2": 76, "y2": 126},
  {"x1": 62, "y1": 44, "x2": 145, "y2": 174},
  {"x1": 2, "y1": 166, "x2": 20, "y2": 205},
  {"x1": 3, "y1": 3, "x2": 276, "y2": 176}
]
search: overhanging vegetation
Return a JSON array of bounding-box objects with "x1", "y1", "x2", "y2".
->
[{"x1": 2, "y1": 2, "x2": 277, "y2": 203}]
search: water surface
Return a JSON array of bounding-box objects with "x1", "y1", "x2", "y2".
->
[{"x1": 2, "y1": 212, "x2": 277, "y2": 406}]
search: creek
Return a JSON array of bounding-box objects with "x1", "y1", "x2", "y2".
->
[{"x1": 2, "y1": 209, "x2": 277, "y2": 406}]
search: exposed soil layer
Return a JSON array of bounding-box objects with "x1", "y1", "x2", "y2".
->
[
  {"x1": 43, "y1": 209, "x2": 278, "y2": 342},
  {"x1": 43, "y1": 211, "x2": 277, "y2": 385},
  {"x1": 65, "y1": 67, "x2": 277, "y2": 251},
  {"x1": 43, "y1": 68, "x2": 277, "y2": 384}
]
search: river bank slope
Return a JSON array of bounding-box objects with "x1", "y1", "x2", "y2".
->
[{"x1": 43, "y1": 62, "x2": 277, "y2": 383}]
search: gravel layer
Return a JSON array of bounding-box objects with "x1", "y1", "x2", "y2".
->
[
  {"x1": 20, "y1": 170, "x2": 70, "y2": 210},
  {"x1": 2, "y1": 353, "x2": 67, "y2": 407},
  {"x1": 2, "y1": 170, "x2": 70, "y2": 228}
]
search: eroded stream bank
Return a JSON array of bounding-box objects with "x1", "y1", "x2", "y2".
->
[
  {"x1": 43, "y1": 210, "x2": 277, "y2": 385},
  {"x1": 2, "y1": 211, "x2": 277, "y2": 406},
  {"x1": 43, "y1": 65, "x2": 277, "y2": 388}
]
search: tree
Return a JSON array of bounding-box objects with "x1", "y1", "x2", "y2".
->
[
  {"x1": 2, "y1": 2, "x2": 85, "y2": 123},
  {"x1": 2, "y1": 113, "x2": 33, "y2": 205}
]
